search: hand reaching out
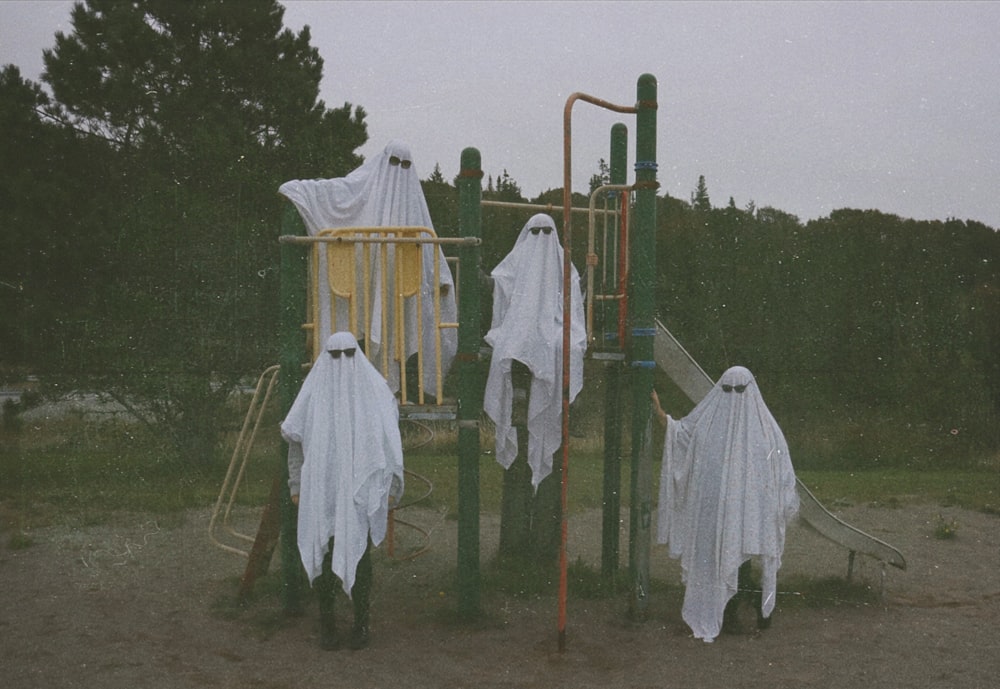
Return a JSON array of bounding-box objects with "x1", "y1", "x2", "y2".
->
[{"x1": 651, "y1": 389, "x2": 668, "y2": 426}]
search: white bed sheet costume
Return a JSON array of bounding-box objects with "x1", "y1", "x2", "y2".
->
[
  {"x1": 281, "y1": 332, "x2": 405, "y2": 596},
  {"x1": 657, "y1": 366, "x2": 799, "y2": 642},
  {"x1": 484, "y1": 213, "x2": 587, "y2": 489},
  {"x1": 278, "y1": 141, "x2": 457, "y2": 394}
]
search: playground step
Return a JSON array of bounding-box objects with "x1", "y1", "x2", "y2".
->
[{"x1": 398, "y1": 403, "x2": 457, "y2": 421}]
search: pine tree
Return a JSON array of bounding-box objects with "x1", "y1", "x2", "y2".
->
[
  {"x1": 428, "y1": 162, "x2": 446, "y2": 184},
  {"x1": 589, "y1": 157, "x2": 611, "y2": 193},
  {"x1": 691, "y1": 174, "x2": 711, "y2": 211},
  {"x1": 29, "y1": 0, "x2": 369, "y2": 464}
]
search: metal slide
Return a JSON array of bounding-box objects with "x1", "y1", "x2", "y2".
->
[{"x1": 652, "y1": 318, "x2": 906, "y2": 572}]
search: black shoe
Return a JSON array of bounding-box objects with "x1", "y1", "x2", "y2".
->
[
  {"x1": 319, "y1": 615, "x2": 340, "y2": 651},
  {"x1": 348, "y1": 624, "x2": 370, "y2": 650}
]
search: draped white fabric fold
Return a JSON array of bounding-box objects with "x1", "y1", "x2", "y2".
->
[
  {"x1": 484, "y1": 213, "x2": 587, "y2": 488},
  {"x1": 282, "y1": 332, "x2": 404, "y2": 596},
  {"x1": 657, "y1": 366, "x2": 798, "y2": 641},
  {"x1": 278, "y1": 141, "x2": 457, "y2": 393}
]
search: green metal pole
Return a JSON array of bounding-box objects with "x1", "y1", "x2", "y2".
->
[
  {"x1": 278, "y1": 203, "x2": 308, "y2": 614},
  {"x1": 601, "y1": 122, "x2": 628, "y2": 585},
  {"x1": 628, "y1": 73, "x2": 658, "y2": 621},
  {"x1": 456, "y1": 147, "x2": 484, "y2": 619},
  {"x1": 610, "y1": 122, "x2": 629, "y2": 194}
]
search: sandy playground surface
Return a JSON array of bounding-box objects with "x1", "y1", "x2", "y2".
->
[{"x1": 2, "y1": 498, "x2": 999, "y2": 689}]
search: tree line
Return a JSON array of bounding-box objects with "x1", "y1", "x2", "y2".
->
[
  {"x1": 2, "y1": 1, "x2": 997, "y2": 469},
  {"x1": 654, "y1": 187, "x2": 999, "y2": 468}
]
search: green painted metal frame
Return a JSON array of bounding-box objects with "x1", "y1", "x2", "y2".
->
[
  {"x1": 627, "y1": 74, "x2": 658, "y2": 621},
  {"x1": 600, "y1": 122, "x2": 629, "y2": 585},
  {"x1": 456, "y1": 147, "x2": 484, "y2": 618}
]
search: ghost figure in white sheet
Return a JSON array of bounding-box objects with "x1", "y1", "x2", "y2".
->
[
  {"x1": 483, "y1": 213, "x2": 587, "y2": 489},
  {"x1": 278, "y1": 141, "x2": 457, "y2": 394},
  {"x1": 281, "y1": 332, "x2": 405, "y2": 595},
  {"x1": 657, "y1": 366, "x2": 799, "y2": 642}
]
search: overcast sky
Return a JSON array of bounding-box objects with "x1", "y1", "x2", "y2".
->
[{"x1": 2, "y1": 1, "x2": 998, "y2": 228}]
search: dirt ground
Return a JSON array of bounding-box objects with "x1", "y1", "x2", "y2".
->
[{"x1": 2, "y1": 498, "x2": 999, "y2": 689}]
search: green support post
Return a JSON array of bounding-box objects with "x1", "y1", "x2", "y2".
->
[
  {"x1": 278, "y1": 203, "x2": 308, "y2": 614},
  {"x1": 456, "y1": 147, "x2": 484, "y2": 619},
  {"x1": 628, "y1": 73, "x2": 658, "y2": 621},
  {"x1": 601, "y1": 122, "x2": 628, "y2": 585}
]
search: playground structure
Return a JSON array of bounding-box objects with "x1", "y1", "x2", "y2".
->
[
  {"x1": 287, "y1": 226, "x2": 462, "y2": 406},
  {"x1": 209, "y1": 73, "x2": 905, "y2": 648}
]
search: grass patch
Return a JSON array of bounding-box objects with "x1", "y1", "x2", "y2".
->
[
  {"x1": 0, "y1": 413, "x2": 276, "y2": 527},
  {"x1": 398, "y1": 404, "x2": 625, "y2": 516},
  {"x1": 402, "y1": 446, "x2": 624, "y2": 519},
  {"x1": 3, "y1": 411, "x2": 998, "y2": 535},
  {"x1": 932, "y1": 513, "x2": 960, "y2": 540},
  {"x1": 795, "y1": 468, "x2": 1000, "y2": 513}
]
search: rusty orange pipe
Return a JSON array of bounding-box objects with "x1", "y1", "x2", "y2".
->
[{"x1": 558, "y1": 92, "x2": 638, "y2": 654}]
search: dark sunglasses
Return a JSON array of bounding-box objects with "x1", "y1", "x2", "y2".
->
[
  {"x1": 329, "y1": 347, "x2": 357, "y2": 359},
  {"x1": 530, "y1": 226, "x2": 553, "y2": 235},
  {"x1": 388, "y1": 155, "x2": 412, "y2": 169},
  {"x1": 721, "y1": 383, "x2": 748, "y2": 393}
]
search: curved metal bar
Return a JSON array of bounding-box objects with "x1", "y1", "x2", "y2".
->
[
  {"x1": 208, "y1": 364, "x2": 281, "y2": 557},
  {"x1": 559, "y1": 91, "x2": 639, "y2": 653}
]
